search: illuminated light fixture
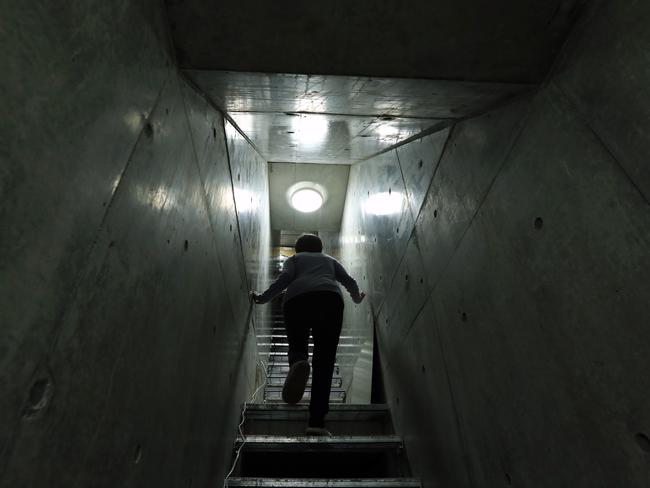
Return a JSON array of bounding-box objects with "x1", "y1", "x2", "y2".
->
[
  {"x1": 376, "y1": 124, "x2": 401, "y2": 139},
  {"x1": 364, "y1": 191, "x2": 404, "y2": 216},
  {"x1": 292, "y1": 115, "x2": 329, "y2": 146},
  {"x1": 291, "y1": 188, "x2": 323, "y2": 213}
]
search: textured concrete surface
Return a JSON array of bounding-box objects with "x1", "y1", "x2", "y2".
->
[
  {"x1": 227, "y1": 111, "x2": 446, "y2": 165},
  {"x1": 167, "y1": 0, "x2": 585, "y2": 83},
  {"x1": 225, "y1": 120, "x2": 272, "y2": 295},
  {"x1": 338, "y1": 2, "x2": 650, "y2": 485},
  {"x1": 184, "y1": 71, "x2": 530, "y2": 164},
  {"x1": 186, "y1": 71, "x2": 532, "y2": 119},
  {"x1": 0, "y1": 2, "x2": 269, "y2": 486}
]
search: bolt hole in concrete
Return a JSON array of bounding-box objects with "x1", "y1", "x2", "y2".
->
[
  {"x1": 396, "y1": 227, "x2": 399, "y2": 234},
  {"x1": 461, "y1": 312, "x2": 468, "y2": 322},
  {"x1": 505, "y1": 472, "x2": 512, "y2": 485},
  {"x1": 418, "y1": 160, "x2": 423, "y2": 169},
  {"x1": 144, "y1": 122, "x2": 153, "y2": 138},
  {"x1": 229, "y1": 224, "x2": 233, "y2": 232},
  {"x1": 421, "y1": 365, "x2": 426, "y2": 373},
  {"x1": 635, "y1": 432, "x2": 650, "y2": 452},
  {"x1": 419, "y1": 277, "x2": 424, "y2": 284},
  {"x1": 534, "y1": 217, "x2": 544, "y2": 230},
  {"x1": 108, "y1": 240, "x2": 115, "y2": 248},
  {"x1": 237, "y1": 173, "x2": 241, "y2": 181},
  {"x1": 184, "y1": 240, "x2": 189, "y2": 251},
  {"x1": 434, "y1": 209, "x2": 438, "y2": 218},
  {"x1": 165, "y1": 108, "x2": 169, "y2": 115},
  {"x1": 212, "y1": 127, "x2": 216, "y2": 139},
  {"x1": 388, "y1": 187, "x2": 392, "y2": 195},
  {"x1": 405, "y1": 274, "x2": 409, "y2": 281},
  {"x1": 133, "y1": 444, "x2": 143, "y2": 464},
  {"x1": 23, "y1": 378, "x2": 53, "y2": 418}
]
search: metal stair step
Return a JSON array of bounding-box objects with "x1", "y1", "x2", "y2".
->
[
  {"x1": 266, "y1": 376, "x2": 343, "y2": 387},
  {"x1": 236, "y1": 435, "x2": 403, "y2": 452},
  {"x1": 267, "y1": 351, "x2": 358, "y2": 358},
  {"x1": 264, "y1": 389, "x2": 346, "y2": 403},
  {"x1": 264, "y1": 386, "x2": 347, "y2": 393},
  {"x1": 257, "y1": 335, "x2": 361, "y2": 340},
  {"x1": 226, "y1": 478, "x2": 421, "y2": 487},
  {"x1": 267, "y1": 364, "x2": 341, "y2": 374},
  {"x1": 244, "y1": 403, "x2": 389, "y2": 415},
  {"x1": 241, "y1": 404, "x2": 393, "y2": 435},
  {"x1": 258, "y1": 343, "x2": 361, "y2": 349}
]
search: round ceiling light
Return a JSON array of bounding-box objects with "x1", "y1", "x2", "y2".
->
[{"x1": 291, "y1": 188, "x2": 323, "y2": 213}]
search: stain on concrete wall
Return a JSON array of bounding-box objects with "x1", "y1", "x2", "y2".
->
[
  {"x1": 0, "y1": 2, "x2": 269, "y2": 486},
  {"x1": 338, "y1": 2, "x2": 650, "y2": 485}
]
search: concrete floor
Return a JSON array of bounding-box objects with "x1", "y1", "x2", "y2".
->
[{"x1": 2, "y1": 0, "x2": 650, "y2": 487}]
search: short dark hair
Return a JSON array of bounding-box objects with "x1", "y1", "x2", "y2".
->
[{"x1": 295, "y1": 234, "x2": 323, "y2": 253}]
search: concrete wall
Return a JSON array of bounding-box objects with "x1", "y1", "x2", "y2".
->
[
  {"x1": 338, "y1": 2, "x2": 650, "y2": 486},
  {"x1": 0, "y1": 2, "x2": 269, "y2": 486}
]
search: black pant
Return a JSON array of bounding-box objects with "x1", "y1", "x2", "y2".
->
[{"x1": 283, "y1": 291, "x2": 344, "y2": 427}]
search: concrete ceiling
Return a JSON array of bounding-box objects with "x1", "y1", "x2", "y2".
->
[
  {"x1": 185, "y1": 71, "x2": 531, "y2": 119},
  {"x1": 268, "y1": 162, "x2": 350, "y2": 232},
  {"x1": 229, "y1": 111, "x2": 444, "y2": 164},
  {"x1": 185, "y1": 71, "x2": 529, "y2": 164},
  {"x1": 170, "y1": 0, "x2": 585, "y2": 164},
  {"x1": 168, "y1": 0, "x2": 586, "y2": 83}
]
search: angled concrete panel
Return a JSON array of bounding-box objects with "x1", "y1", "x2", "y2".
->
[
  {"x1": 0, "y1": 0, "x2": 173, "y2": 474},
  {"x1": 180, "y1": 80, "x2": 250, "y2": 319},
  {"x1": 1, "y1": 73, "x2": 261, "y2": 487},
  {"x1": 377, "y1": 234, "x2": 430, "y2": 344},
  {"x1": 432, "y1": 88, "x2": 650, "y2": 485},
  {"x1": 415, "y1": 98, "x2": 529, "y2": 291},
  {"x1": 225, "y1": 121, "x2": 271, "y2": 293},
  {"x1": 552, "y1": 0, "x2": 650, "y2": 200},
  {"x1": 381, "y1": 300, "x2": 471, "y2": 488},
  {"x1": 396, "y1": 128, "x2": 451, "y2": 222}
]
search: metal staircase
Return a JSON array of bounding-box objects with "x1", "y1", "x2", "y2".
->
[
  {"x1": 258, "y1": 311, "x2": 348, "y2": 404},
  {"x1": 224, "y1": 313, "x2": 420, "y2": 487},
  {"x1": 225, "y1": 404, "x2": 421, "y2": 487},
  {"x1": 226, "y1": 252, "x2": 419, "y2": 487}
]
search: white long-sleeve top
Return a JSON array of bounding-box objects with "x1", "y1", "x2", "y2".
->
[{"x1": 257, "y1": 252, "x2": 361, "y2": 305}]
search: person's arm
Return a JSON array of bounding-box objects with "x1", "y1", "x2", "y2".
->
[
  {"x1": 332, "y1": 259, "x2": 365, "y2": 303},
  {"x1": 252, "y1": 256, "x2": 296, "y2": 304}
]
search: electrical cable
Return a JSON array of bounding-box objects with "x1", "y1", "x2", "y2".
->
[{"x1": 222, "y1": 356, "x2": 268, "y2": 488}]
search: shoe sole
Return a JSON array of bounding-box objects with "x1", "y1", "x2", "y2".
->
[{"x1": 282, "y1": 360, "x2": 310, "y2": 404}]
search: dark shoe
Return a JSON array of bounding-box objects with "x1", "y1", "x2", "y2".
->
[
  {"x1": 305, "y1": 427, "x2": 332, "y2": 437},
  {"x1": 282, "y1": 360, "x2": 310, "y2": 404}
]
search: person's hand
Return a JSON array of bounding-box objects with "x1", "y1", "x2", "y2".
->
[
  {"x1": 250, "y1": 292, "x2": 262, "y2": 304},
  {"x1": 353, "y1": 292, "x2": 366, "y2": 304}
]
